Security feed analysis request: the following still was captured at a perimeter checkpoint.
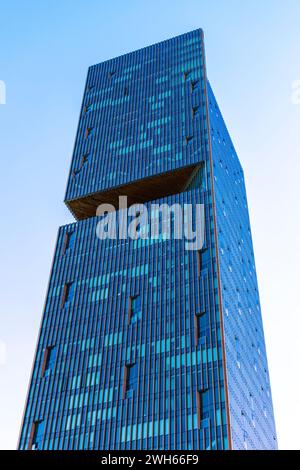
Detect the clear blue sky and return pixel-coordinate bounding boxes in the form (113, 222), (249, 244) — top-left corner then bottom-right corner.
(0, 0), (299, 450)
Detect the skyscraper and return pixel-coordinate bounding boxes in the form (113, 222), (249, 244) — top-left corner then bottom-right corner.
(19, 29), (277, 450)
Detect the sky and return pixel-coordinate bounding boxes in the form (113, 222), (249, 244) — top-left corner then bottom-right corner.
(0, 0), (299, 450)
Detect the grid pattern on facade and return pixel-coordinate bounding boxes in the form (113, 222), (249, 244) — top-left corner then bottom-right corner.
(19, 189), (228, 450)
(207, 83), (277, 449)
(19, 28), (277, 450)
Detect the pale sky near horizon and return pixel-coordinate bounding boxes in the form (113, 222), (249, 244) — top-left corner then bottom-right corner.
(0, 0), (299, 450)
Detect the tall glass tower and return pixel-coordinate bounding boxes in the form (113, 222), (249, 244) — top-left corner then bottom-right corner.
(19, 29), (277, 450)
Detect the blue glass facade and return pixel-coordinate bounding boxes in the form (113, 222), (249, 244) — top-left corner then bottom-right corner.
(64, 29), (207, 208)
(207, 83), (277, 449)
(19, 29), (277, 450)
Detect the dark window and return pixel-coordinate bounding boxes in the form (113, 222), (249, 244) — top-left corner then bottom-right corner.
(197, 389), (209, 426)
(190, 80), (199, 92)
(84, 104), (93, 114)
(196, 250), (201, 276)
(197, 314), (205, 333)
(184, 70), (191, 81)
(72, 169), (81, 177)
(31, 420), (45, 450)
(42, 346), (56, 377)
(65, 282), (74, 306)
(185, 135), (193, 145)
(195, 313), (206, 342)
(85, 127), (94, 138)
(124, 363), (138, 399)
(62, 282), (74, 308)
(64, 231), (75, 254)
(129, 295), (141, 324)
(192, 106), (200, 118)
(80, 153), (90, 168)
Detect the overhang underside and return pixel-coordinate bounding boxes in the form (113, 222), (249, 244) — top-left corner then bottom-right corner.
(65, 163), (202, 220)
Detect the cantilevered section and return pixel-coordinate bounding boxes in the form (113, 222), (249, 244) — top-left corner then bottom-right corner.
(66, 163), (201, 220)
(64, 28), (207, 207)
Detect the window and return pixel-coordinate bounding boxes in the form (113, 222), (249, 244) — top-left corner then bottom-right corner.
(190, 80), (199, 92)
(85, 127), (94, 138)
(61, 282), (75, 308)
(124, 363), (138, 399)
(29, 420), (45, 450)
(184, 70), (191, 81)
(185, 135), (193, 145)
(65, 282), (74, 306)
(108, 71), (116, 79)
(128, 295), (141, 324)
(194, 312), (206, 343)
(72, 169), (80, 177)
(63, 230), (75, 254)
(84, 104), (93, 114)
(41, 346), (56, 377)
(80, 153), (90, 168)
(197, 389), (209, 426)
(196, 250), (201, 277)
(192, 106), (199, 118)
